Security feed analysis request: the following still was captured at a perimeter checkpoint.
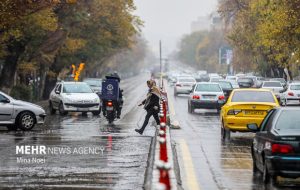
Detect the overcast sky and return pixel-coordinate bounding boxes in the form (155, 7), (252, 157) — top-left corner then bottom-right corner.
(134, 0), (218, 56)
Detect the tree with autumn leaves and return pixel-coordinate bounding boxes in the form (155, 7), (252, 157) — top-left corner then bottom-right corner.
(0, 0), (144, 100)
(219, 0), (300, 78)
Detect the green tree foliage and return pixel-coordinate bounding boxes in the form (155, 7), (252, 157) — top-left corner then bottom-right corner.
(178, 31), (208, 66)
(218, 0), (300, 77)
(177, 30), (227, 73)
(0, 0), (143, 99)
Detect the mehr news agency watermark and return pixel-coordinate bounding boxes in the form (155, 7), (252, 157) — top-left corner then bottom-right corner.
(15, 145), (106, 164)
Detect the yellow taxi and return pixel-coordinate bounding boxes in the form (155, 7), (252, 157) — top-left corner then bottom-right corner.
(221, 88), (279, 140)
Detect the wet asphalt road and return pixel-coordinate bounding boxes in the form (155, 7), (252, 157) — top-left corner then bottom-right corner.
(167, 83), (300, 190)
(0, 74), (156, 190)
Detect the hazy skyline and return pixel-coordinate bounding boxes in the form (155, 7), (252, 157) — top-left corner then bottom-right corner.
(134, 0), (218, 56)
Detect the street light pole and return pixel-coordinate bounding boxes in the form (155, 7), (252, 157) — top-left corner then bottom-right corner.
(159, 40), (163, 87)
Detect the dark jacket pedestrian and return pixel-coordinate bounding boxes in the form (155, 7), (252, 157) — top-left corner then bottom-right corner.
(135, 80), (161, 135)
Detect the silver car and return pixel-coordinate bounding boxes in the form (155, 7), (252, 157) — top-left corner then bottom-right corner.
(188, 82), (225, 113)
(0, 91), (46, 130)
(261, 81), (283, 101)
(281, 83), (300, 105)
(83, 78), (102, 95)
(174, 76), (196, 96)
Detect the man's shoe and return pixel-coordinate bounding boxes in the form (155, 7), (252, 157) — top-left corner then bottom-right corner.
(135, 129), (143, 135)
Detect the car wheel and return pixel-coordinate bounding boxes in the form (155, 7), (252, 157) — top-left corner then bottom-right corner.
(263, 161), (277, 185)
(92, 108), (101, 116)
(252, 149), (259, 174)
(17, 112), (36, 131)
(263, 161), (271, 183)
(49, 101), (56, 115)
(188, 102), (193, 113)
(7, 125), (18, 131)
(221, 121), (230, 141)
(59, 102), (68, 116)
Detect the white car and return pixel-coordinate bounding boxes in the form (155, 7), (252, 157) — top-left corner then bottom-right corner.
(174, 77), (196, 96)
(49, 81), (101, 116)
(261, 81), (284, 101)
(281, 83), (300, 105)
(188, 82), (225, 113)
(0, 91), (46, 130)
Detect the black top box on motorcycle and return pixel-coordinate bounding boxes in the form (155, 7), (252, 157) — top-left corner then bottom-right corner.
(101, 78), (120, 101)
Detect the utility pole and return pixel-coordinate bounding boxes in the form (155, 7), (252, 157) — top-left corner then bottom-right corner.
(159, 40), (163, 87)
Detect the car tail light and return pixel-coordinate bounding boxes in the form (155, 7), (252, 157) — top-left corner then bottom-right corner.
(193, 95), (200, 100)
(272, 144), (294, 154)
(288, 92), (294, 96)
(107, 101), (113, 107)
(219, 95), (225, 100)
(176, 84), (181, 87)
(227, 109), (241, 115)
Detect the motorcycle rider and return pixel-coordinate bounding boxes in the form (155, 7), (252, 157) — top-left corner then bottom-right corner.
(135, 80), (160, 135)
(102, 71), (123, 119)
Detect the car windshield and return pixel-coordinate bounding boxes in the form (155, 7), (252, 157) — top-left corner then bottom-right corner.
(0, 92), (13, 100)
(195, 84), (221, 92)
(231, 91), (275, 103)
(178, 78), (195, 83)
(83, 79), (102, 87)
(63, 84), (93, 93)
(275, 110), (300, 130)
(290, 85), (300, 90)
(263, 82), (282, 87)
(218, 82), (232, 89)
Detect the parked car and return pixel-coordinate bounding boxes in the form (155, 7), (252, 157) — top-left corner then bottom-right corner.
(188, 82), (225, 113)
(221, 89), (279, 141)
(248, 107), (300, 184)
(0, 91), (46, 130)
(174, 76), (196, 96)
(261, 81), (284, 103)
(280, 83), (300, 105)
(83, 78), (102, 95)
(217, 80), (234, 100)
(49, 81), (101, 116)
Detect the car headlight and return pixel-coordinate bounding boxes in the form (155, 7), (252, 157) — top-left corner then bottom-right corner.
(94, 98), (100, 103)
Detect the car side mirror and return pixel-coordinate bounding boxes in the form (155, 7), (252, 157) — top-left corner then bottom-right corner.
(247, 123), (259, 132)
(0, 99), (10, 103)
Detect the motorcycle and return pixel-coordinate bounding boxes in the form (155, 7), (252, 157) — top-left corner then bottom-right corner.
(103, 100), (118, 124)
(101, 75), (123, 124)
